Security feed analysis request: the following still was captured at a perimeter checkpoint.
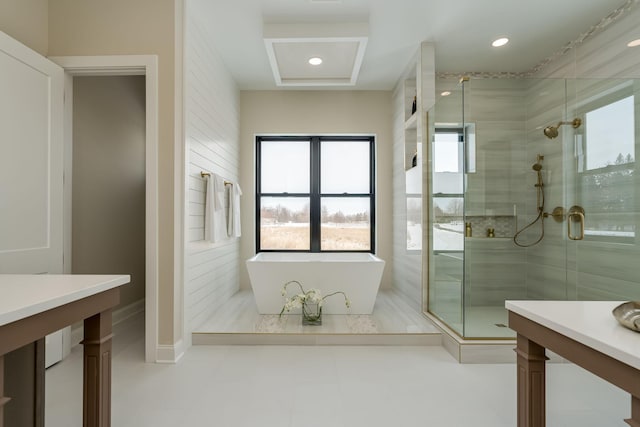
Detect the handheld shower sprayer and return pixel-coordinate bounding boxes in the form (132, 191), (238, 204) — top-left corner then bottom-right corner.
(543, 118), (582, 139)
(529, 154), (545, 194)
(513, 155), (546, 247)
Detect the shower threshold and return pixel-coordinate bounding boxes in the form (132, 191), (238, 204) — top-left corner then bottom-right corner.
(423, 311), (518, 363)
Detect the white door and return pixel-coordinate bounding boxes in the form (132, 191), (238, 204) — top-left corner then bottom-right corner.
(0, 31), (63, 273)
(0, 31), (65, 365)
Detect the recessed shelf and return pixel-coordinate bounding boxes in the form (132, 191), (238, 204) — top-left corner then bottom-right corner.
(404, 113), (417, 130)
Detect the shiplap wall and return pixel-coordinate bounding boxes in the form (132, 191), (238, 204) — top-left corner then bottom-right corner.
(184, 9), (240, 335)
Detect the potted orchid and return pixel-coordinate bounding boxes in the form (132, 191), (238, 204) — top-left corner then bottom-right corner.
(279, 280), (350, 325)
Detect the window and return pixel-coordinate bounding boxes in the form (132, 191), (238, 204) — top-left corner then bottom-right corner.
(256, 136), (375, 252)
(432, 128), (465, 251)
(578, 90), (635, 241)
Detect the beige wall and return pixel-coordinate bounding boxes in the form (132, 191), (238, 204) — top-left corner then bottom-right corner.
(0, 0), (48, 56)
(72, 76), (146, 309)
(48, 0), (179, 345)
(239, 90), (394, 289)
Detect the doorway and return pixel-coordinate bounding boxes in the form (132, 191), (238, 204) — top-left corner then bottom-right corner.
(71, 75), (146, 340)
(52, 55), (159, 362)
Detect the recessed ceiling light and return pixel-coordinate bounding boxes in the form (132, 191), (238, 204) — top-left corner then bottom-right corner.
(308, 57), (323, 65)
(492, 37), (509, 47)
(627, 39), (640, 47)
(441, 91), (451, 96)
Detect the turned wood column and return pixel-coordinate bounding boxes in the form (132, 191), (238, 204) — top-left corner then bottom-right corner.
(82, 309), (114, 427)
(516, 334), (548, 427)
(626, 396), (640, 427)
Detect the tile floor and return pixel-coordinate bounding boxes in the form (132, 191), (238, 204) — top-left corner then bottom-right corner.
(45, 311), (632, 427)
(194, 289), (439, 335)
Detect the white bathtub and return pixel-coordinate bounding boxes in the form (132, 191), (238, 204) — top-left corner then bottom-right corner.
(246, 252), (385, 314)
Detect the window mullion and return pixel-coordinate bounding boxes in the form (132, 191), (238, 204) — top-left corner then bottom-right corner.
(310, 137), (321, 252)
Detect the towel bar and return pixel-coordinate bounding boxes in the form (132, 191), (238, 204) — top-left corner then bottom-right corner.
(200, 171), (232, 185)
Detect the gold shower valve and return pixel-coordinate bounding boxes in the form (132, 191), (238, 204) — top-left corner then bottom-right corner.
(544, 206), (566, 222)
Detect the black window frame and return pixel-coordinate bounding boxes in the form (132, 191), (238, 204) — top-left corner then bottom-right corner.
(256, 135), (376, 253)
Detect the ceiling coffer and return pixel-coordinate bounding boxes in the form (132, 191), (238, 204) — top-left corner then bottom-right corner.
(263, 22), (368, 87)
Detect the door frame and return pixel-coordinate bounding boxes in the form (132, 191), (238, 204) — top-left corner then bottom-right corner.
(50, 55), (159, 363)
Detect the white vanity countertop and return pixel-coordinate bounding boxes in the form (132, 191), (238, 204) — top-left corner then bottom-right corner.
(506, 300), (640, 370)
(0, 274), (130, 327)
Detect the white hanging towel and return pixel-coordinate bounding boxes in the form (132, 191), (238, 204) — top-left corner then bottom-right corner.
(227, 182), (242, 238)
(204, 173), (228, 243)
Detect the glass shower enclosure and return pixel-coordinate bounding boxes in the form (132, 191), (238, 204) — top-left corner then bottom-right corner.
(426, 76), (640, 339)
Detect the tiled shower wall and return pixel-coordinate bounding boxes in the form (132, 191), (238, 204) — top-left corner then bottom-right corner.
(184, 8), (241, 337)
(428, 3), (640, 314)
(400, 3), (640, 333)
(525, 2), (640, 302)
(458, 78), (529, 307)
(429, 77), (530, 309)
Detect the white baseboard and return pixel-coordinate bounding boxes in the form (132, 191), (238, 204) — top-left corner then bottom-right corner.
(156, 339), (185, 364)
(70, 297), (186, 364)
(113, 298), (146, 325)
(71, 298), (146, 348)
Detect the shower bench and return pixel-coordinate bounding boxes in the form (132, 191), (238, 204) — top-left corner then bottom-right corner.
(0, 274), (129, 427)
(507, 300), (640, 427)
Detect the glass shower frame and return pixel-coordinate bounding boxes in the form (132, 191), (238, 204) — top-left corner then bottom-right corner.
(425, 76), (640, 340)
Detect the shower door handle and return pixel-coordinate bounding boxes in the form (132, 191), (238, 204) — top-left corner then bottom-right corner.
(568, 206), (585, 241)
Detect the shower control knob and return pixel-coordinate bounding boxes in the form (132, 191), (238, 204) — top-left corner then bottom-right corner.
(544, 206), (565, 222)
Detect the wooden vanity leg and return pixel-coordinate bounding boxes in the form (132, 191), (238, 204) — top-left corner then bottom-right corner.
(82, 310), (113, 427)
(0, 355), (7, 427)
(34, 339), (45, 427)
(625, 396), (640, 427)
(515, 334), (548, 427)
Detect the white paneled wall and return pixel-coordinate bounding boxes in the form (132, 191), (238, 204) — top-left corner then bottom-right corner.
(184, 9), (240, 335)
(392, 44), (434, 311)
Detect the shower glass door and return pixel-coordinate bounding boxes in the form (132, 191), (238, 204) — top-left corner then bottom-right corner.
(460, 78), (527, 339)
(568, 78), (640, 302)
(426, 80), (466, 336)
(427, 75), (640, 340)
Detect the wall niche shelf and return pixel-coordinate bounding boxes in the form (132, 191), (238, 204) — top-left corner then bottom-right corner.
(403, 74), (418, 172)
(400, 43), (434, 173)
(404, 112), (417, 130)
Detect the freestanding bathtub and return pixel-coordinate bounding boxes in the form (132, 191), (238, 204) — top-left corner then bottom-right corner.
(246, 252), (385, 314)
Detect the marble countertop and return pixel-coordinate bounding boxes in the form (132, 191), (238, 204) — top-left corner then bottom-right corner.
(506, 300), (640, 370)
(0, 274), (130, 327)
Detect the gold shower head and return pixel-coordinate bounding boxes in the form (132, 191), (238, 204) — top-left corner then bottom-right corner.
(543, 118), (582, 139)
(532, 154), (544, 171)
